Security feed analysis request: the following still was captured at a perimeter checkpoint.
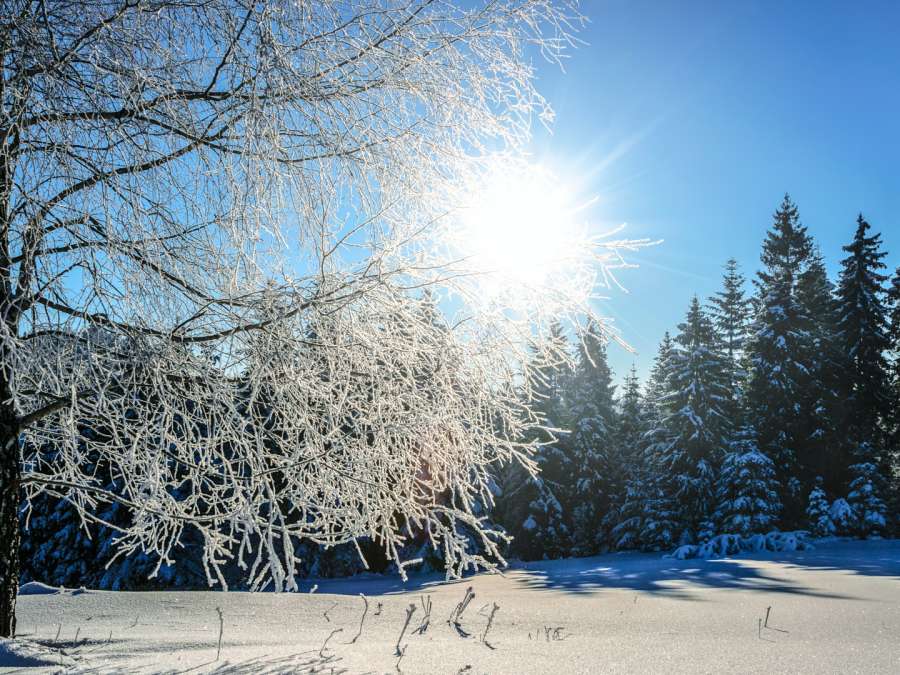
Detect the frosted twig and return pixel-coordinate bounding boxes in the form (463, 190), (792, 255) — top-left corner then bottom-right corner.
(319, 628), (343, 658)
(348, 594), (368, 645)
(481, 603), (500, 649)
(448, 586), (475, 638)
(395, 604), (417, 657)
(413, 595), (432, 635)
(215, 607), (224, 661)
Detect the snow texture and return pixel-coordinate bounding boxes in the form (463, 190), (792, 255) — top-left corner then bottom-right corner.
(7, 539), (899, 674)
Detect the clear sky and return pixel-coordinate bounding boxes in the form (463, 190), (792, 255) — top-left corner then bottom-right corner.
(527, 0), (900, 383)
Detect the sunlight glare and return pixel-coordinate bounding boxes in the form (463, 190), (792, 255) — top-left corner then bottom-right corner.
(461, 163), (587, 292)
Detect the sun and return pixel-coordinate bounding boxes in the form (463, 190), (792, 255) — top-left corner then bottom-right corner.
(459, 163), (587, 292)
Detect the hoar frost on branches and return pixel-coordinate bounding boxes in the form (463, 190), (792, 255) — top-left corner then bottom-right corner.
(0, 0), (644, 637)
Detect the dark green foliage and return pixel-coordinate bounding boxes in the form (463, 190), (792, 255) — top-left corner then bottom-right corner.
(566, 323), (618, 554)
(835, 216), (892, 458)
(655, 298), (732, 543)
(709, 258), (751, 418)
(745, 195), (818, 524)
(846, 461), (888, 538)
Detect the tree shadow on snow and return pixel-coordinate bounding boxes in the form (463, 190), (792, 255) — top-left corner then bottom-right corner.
(506, 539), (900, 600)
(68, 647), (351, 675)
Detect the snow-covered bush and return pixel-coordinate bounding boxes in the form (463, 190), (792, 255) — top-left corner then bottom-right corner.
(829, 498), (856, 536)
(846, 463), (888, 538)
(805, 478), (836, 538)
(667, 531), (813, 560)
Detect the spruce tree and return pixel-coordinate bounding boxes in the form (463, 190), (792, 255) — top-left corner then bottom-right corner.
(746, 194), (816, 525)
(608, 365), (645, 549)
(658, 297), (732, 543)
(714, 426), (781, 536)
(795, 246), (842, 492)
(637, 333), (679, 551)
(846, 462), (888, 538)
(566, 323), (617, 554)
(805, 478), (836, 538)
(886, 266), (900, 532)
(506, 322), (573, 559)
(835, 216), (892, 468)
(709, 258), (752, 416)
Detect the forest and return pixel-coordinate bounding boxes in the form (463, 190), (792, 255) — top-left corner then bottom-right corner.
(495, 194), (899, 559)
(19, 194), (899, 588)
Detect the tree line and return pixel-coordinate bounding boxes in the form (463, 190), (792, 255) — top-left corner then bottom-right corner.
(495, 195), (899, 558)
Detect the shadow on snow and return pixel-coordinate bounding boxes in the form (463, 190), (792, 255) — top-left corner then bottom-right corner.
(502, 539), (900, 600)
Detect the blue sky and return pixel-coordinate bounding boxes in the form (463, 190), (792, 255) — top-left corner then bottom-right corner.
(526, 0), (900, 382)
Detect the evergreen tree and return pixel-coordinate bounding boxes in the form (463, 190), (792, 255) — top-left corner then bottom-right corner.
(607, 365), (645, 549)
(835, 216), (892, 462)
(846, 462), (888, 538)
(637, 333), (679, 551)
(657, 297), (732, 543)
(714, 426), (781, 536)
(501, 322), (573, 559)
(805, 478), (835, 538)
(564, 323), (618, 554)
(886, 266), (900, 532)
(746, 194), (816, 525)
(709, 258), (752, 415)
(795, 246), (843, 492)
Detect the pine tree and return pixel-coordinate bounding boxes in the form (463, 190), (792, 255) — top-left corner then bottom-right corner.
(714, 426), (781, 536)
(846, 462), (888, 538)
(709, 258), (751, 416)
(565, 323), (618, 554)
(746, 194), (816, 525)
(835, 216), (892, 464)
(658, 297), (732, 543)
(795, 247), (843, 493)
(637, 333), (679, 551)
(805, 478), (835, 538)
(504, 322), (573, 559)
(886, 266), (900, 533)
(608, 365), (645, 549)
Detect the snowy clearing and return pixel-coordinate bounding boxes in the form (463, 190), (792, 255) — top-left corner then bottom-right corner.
(6, 539), (899, 674)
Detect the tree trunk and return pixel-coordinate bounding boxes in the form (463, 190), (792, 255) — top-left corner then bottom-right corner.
(0, 423), (19, 638)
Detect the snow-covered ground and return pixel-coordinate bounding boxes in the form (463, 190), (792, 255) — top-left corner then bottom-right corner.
(5, 539), (899, 674)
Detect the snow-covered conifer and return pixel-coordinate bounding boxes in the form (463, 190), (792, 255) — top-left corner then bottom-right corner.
(656, 297), (731, 543)
(835, 216), (892, 470)
(714, 427), (781, 536)
(805, 478), (836, 538)
(846, 461), (888, 538)
(795, 247), (843, 491)
(746, 195), (817, 524)
(709, 258), (751, 416)
(565, 322), (618, 554)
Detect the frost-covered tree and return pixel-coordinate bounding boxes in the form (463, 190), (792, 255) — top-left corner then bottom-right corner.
(656, 297), (731, 544)
(835, 216), (892, 464)
(0, 0), (622, 637)
(805, 478), (835, 538)
(746, 195), (815, 524)
(846, 461), (888, 538)
(708, 258), (751, 415)
(714, 426), (781, 536)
